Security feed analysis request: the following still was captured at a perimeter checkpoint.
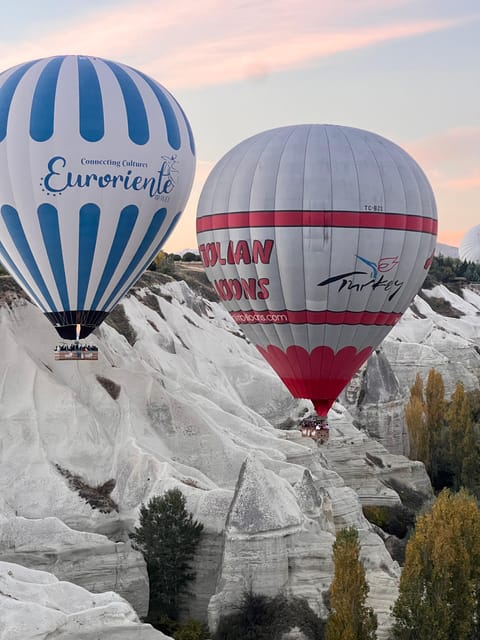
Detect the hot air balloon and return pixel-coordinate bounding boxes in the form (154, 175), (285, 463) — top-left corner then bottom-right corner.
(196, 124), (437, 440)
(459, 225), (480, 263)
(0, 55), (195, 357)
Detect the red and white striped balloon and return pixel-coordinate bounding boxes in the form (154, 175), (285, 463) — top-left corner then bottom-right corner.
(197, 124), (437, 417)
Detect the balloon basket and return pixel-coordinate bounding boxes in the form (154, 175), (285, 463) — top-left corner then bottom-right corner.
(54, 343), (99, 361)
(300, 416), (330, 443)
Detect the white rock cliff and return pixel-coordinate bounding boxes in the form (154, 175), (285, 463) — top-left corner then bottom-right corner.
(3, 270), (476, 638)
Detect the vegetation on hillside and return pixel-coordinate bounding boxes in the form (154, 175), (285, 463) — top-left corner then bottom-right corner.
(391, 489), (480, 640)
(423, 254), (480, 289)
(129, 488), (204, 633)
(214, 591), (325, 640)
(326, 527), (377, 640)
(405, 370), (480, 497)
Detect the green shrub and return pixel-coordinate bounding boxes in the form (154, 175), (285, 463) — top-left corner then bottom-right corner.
(174, 619), (210, 640)
(214, 591), (324, 640)
(362, 505), (388, 529)
(363, 504), (415, 539)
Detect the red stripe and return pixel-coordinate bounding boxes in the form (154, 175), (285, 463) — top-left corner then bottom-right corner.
(257, 344), (374, 415)
(230, 309), (401, 326)
(196, 210), (437, 235)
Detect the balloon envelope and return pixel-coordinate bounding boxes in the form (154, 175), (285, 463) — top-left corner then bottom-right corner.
(459, 225), (480, 263)
(197, 124), (437, 416)
(0, 55), (195, 339)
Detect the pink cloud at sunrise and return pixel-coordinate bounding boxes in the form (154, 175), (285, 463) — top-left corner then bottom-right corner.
(0, 0), (477, 254)
(406, 128), (480, 169)
(439, 230), (467, 248)
(0, 1), (472, 90)
(404, 128), (480, 247)
(144, 18), (466, 89)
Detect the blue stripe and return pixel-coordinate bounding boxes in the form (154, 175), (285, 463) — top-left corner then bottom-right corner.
(37, 203), (70, 311)
(101, 208), (167, 310)
(91, 205), (139, 309)
(77, 203), (100, 309)
(104, 60), (149, 145)
(78, 57), (104, 142)
(0, 241), (46, 311)
(134, 69), (181, 150)
(1, 205), (57, 311)
(0, 60), (38, 141)
(30, 56), (65, 142)
(105, 211), (181, 311)
(171, 94), (195, 155)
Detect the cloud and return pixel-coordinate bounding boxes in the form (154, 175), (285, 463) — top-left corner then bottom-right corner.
(0, 1), (473, 90)
(444, 173), (480, 191)
(405, 128), (480, 192)
(406, 128), (480, 168)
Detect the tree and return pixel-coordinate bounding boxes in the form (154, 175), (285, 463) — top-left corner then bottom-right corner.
(214, 591), (325, 640)
(424, 368), (448, 485)
(405, 373), (431, 466)
(130, 488), (204, 622)
(460, 419), (480, 498)
(149, 251), (176, 275)
(409, 373), (424, 403)
(326, 527), (377, 640)
(391, 489), (480, 640)
(182, 251), (200, 262)
(447, 382), (471, 490)
(405, 394), (426, 463)
(406, 368), (449, 489)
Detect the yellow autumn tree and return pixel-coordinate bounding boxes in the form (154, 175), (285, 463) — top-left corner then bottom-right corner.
(326, 527), (377, 640)
(424, 368), (447, 485)
(460, 417), (480, 498)
(391, 489), (480, 640)
(405, 395), (426, 463)
(405, 369), (452, 488)
(405, 373), (429, 464)
(447, 382), (471, 489)
(409, 372), (424, 403)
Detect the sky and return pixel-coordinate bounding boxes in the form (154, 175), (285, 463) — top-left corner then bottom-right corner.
(1, 0), (479, 251)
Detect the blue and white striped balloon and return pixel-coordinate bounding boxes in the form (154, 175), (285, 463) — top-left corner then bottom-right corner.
(0, 55), (195, 339)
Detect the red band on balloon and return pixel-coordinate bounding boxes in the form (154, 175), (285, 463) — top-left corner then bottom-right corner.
(196, 210), (437, 235)
(257, 344), (374, 417)
(231, 309), (402, 326)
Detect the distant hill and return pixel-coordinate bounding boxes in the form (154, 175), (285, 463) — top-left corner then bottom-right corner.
(436, 243), (458, 259)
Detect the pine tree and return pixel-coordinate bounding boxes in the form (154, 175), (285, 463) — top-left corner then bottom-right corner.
(326, 527), (377, 640)
(130, 488), (204, 622)
(391, 489), (480, 640)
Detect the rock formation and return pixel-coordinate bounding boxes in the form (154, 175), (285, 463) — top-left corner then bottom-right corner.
(0, 560), (168, 639)
(5, 269), (475, 638)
